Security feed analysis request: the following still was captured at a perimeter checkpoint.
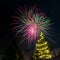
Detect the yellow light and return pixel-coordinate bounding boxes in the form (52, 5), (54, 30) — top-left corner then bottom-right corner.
(38, 53), (40, 55)
(39, 54), (45, 58)
(37, 40), (40, 42)
(40, 32), (43, 36)
(44, 42), (47, 44)
(36, 44), (40, 47)
(39, 32), (44, 41)
(40, 36), (44, 40)
(39, 54), (52, 59)
(40, 51), (43, 54)
(36, 42), (47, 47)
(40, 46), (48, 50)
(44, 50), (49, 53)
(33, 32), (52, 60)
(36, 49), (39, 51)
(46, 55), (52, 59)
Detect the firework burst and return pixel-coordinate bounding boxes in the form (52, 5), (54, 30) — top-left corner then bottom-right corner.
(12, 6), (52, 44)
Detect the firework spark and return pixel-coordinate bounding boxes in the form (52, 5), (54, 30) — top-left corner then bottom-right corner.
(12, 6), (51, 44)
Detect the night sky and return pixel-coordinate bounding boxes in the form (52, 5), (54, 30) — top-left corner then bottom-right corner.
(0, 0), (60, 54)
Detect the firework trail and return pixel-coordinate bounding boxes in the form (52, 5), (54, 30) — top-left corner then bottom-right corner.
(12, 6), (52, 45)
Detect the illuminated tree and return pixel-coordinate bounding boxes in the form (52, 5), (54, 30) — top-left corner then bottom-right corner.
(32, 32), (52, 60)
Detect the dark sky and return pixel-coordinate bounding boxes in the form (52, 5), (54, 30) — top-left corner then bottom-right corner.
(0, 0), (60, 53)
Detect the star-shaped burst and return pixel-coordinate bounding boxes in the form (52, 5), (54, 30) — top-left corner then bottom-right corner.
(12, 6), (52, 44)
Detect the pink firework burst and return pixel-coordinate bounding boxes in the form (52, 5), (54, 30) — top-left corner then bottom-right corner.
(11, 6), (52, 44)
(24, 23), (38, 43)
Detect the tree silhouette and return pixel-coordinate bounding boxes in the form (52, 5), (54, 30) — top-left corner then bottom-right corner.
(2, 40), (25, 60)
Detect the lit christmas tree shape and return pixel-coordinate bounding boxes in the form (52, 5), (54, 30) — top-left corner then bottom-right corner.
(32, 32), (52, 60)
